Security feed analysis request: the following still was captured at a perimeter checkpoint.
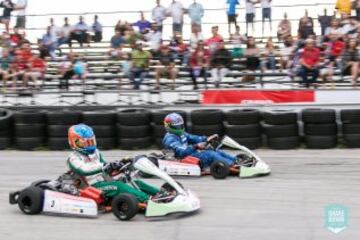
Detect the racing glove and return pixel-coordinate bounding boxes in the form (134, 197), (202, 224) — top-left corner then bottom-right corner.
(194, 142), (207, 150)
(102, 161), (125, 175)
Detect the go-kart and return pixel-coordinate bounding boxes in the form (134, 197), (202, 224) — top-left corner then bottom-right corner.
(9, 156), (200, 221)
(145, 136), (271, 179)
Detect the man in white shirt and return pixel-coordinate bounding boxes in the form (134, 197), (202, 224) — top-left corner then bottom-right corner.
(260, 0), (272, 35)
(245, 0), (256, 35)
(167, 0), (185, 35)
(152, 0), (167, 32)
(15, 0), (27, 28)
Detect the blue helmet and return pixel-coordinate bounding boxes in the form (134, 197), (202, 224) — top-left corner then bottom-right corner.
(68, 124), (97, 155)
(164, 113), (185, 135)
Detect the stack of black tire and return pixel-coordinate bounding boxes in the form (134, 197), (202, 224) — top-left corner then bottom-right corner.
(117, 109), (152, 150)
(263, 110), (300, 150)
(47, 110), (82, 150)
(14, 110), (46, 150)
(341, 109), (360, 148)
(224, 109), (262, 149)
(190, 109), (224, 136)
(0, 109), (13, 150)
(83, 111), (117, 150)
(151, 110), (187, 148)
(302, 108), (337, 149)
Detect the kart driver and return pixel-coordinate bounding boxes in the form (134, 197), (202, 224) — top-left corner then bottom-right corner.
(67, 124), (159, 202)
(162, 113), (237, 168)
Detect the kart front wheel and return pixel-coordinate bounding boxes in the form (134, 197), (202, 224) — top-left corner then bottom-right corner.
(18, 186), (44, 215)
(112, 194), (139, 221)
(210, 161), (230, 179)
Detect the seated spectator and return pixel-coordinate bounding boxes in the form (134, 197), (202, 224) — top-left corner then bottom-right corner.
(155, 44), (178, 90)
(73, 57), (87, 88)
(123, 28), (142, 47)
(37, 39), (50, 59)
(0, 49), (15, 89)
(298, 10), (314, 40)
(10, 26), (22, 47)
(205, 26), (224, 53)
(23, 52), (46, 89)
(318, 9), (333, 36)
(144, 23), (162, 55)
(170, 34), (189, 65)
(42, 26), (57, 58)
(261, 37), (279, 72)
(325, 18), (343, 40)
(189, 41), (210, 90)
(244, 36), (261, 72)
(130, 42), (152, 90)
(298, 38), (320, 88)
(58, 17), (73, 48)
(115, 20), (131, 36)
(189, 24), (204, 49)
(277, 13), (292, 41)
(91, 15), (103, 43)
(279, 35), (295, 71)
(341, 39), (360, 87)
(59, 53), (75, 89)
(0, 31), (12, 50)
(0, 0), (15, 32)
(230, 25), (246, 59)
(133, 11), (152, 34)
(340, 17), (360, 39)
(70, 16), (90, 47)
(210, 41), (232, 88)
(109, 30), (125, 58)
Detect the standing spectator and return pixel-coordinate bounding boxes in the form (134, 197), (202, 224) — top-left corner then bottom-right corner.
(298, 10), (314, 40)
(70, 16), (90, 47)
(226, 0), (239, 35)
(189, 24), (204, 49)
(130, 42), (152, 90)
(91, 15), (103, 43)
(42, 26), (57, 58)
(245, 0), (256, 36)
(133, 11), (152, 34)
(152, 0), (167, 32)
(210, 41), (232, 88)
(14, 0), (27, 29)
(354, 0), (360, 21)
(298, 38), (320, 88)
(260, 0), (272, 35)
(189, 41), (209, 89)
(205, 26), (224, 53)
(24, 52), (46, 88)
(155, 44), (178, 90)
(341, 39), (360, 87)
(188, 0), (204, 30)
(58, 17), (73, 48)
(49, 18), (61, 39)
(0, 0), (15, 32)
(277, 13), (292, 41)
(167, 0), (185, 35)
(335, 0), (352, 18)
(318, 9), (333, 36)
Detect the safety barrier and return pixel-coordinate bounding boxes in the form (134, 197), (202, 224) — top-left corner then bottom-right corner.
(1, 107), (360, 150)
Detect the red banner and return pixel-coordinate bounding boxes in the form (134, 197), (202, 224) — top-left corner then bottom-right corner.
(202, 90), (315, 104)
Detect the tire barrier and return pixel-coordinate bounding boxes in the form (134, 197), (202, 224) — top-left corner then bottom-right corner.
(302, 109), (337, 149)
(262, 110), (300, 150)
(224, 109), (262, 149)
(2, 108), (360, 150)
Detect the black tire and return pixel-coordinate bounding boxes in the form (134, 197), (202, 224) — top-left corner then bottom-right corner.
(341, 109), (360, 124)
(151, 110), (187, 125)
(0, 108), (13, 131)
(305, 136), (337, 149)
(155, 138), (164, 149)
(47, 137), (68, 150)
(343, 134), (360, 148)
(263, 124), (299, 138)
(117, 109), (151, 126)
(97, 138), (117, 150)
(233, 137), (262, 150)
(152, 125), (167, 138)
(191, 109), (223, 125)
(304, 124), (338, 136)
(0, 129), (11, 137)
(210, 161), (230, 179)
(0, 137), (11, 150)
(17, 186), (44, 215)
(47, 125), (69, 137)
(267, 136), (300, 150)
(302, 109), (336, 124)
(14, 110), (45, 124)
(117, 124), (151, 138)
(191, 124), (224, 136)
(225, 109), (261, 125)
(342, 124), (360, 134)
(83, 111), (117, 125)
(92, 125), (116, 138)
(111, 193), (139, 221)
(138, 156), (159, 178)
(224, 123), (261, 138)
(16, 137), (44, 150)
(15, 124), (45, 138)
(118, 137), (152, 150)
(46, 110), (82, 125)
(262, 110), (298, 125)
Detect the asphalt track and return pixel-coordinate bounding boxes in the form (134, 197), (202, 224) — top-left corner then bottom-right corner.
(1, 149), (360, 240)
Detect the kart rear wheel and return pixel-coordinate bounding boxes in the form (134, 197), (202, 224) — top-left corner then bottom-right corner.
(112, 194), (139, 221)
(18, 186), (44, 215)
(210, 161), (230, 179)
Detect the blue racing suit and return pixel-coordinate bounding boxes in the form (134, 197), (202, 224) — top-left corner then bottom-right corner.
(163, 132), (236, 168)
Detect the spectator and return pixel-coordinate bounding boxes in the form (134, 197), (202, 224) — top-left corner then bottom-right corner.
(72, 57), (88, 89)
(14, 0), (27, 29)
(155, 44), (178, 90)
(188, 0), (204, 30)
(114, 20), (129, 36)
(144, 23), (162, 55)
(324, 18), (343, 40)
(123, 28), (142, 46)
(24, 52), (46, 88)
(225, 0), (239, 35)
(37, 39), (49, 59)
(58, 17), (73, 48)
(167, 0), (185, 35)
(298, 10), (314, 40)
(91, 15), (103, 43)
(59, 53), (75, 89)
(133, 11), (152, 34)
(10, 26), (22, 46)
(41, 26), (57, 58)
(109, 30), (124, 58)
(298, 38), (320, 88)
(341, 39), (360, 87)
(260, 0), (272, 35)
(318, 9), (333, 36)
(0, 49), (15, 89)
(261, 37), (278, 72)
(210, 41), (232, 88)
(335, 0), (352, 18)
(169, 34), (189, 65)
(245, 0), (256, 36)
(230, 25), (246, 59)
(277, 13), (292, 41)
(49, 18), (61, 39)
(340, 16), (359, 38)
(205, 26), (224, 53)
(189, 24), (204, 49)
(0, 0), (15, 32)
(152, 0), (167, 32)
(189, 41), (209, 90)
(354, 0), (360, 21)
(244, 36), (260, 81)
(130, 42), (152, 90)
(70, 16), (90, 47)
(279, 35), (295, 71)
